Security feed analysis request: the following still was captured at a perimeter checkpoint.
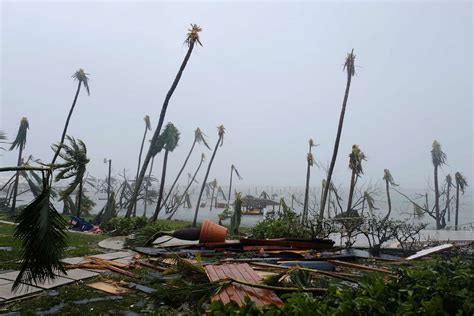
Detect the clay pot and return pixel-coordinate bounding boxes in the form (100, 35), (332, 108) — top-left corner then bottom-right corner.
(199, 219), (227, 243)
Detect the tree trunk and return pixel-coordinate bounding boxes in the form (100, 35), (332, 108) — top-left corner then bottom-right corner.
(446, 183), (451, 222)
(152, 149), (169, 221)
(126, 41), (196, 217)
(77, 178), (83, 217)
(346, 170), (356, 213)
(167, 156), (204, 220)
(227, 167), (234, 208)
(302, 162), (311, 223)
(192, 136), (221, 227)
(434, 165), (441, 230)
(161, 139), (196, 210)
(143, 157), (155, 217)
(327, 185), (332, 218)
(319, 70), (353, 219)
(106, 160), (112, 211)
(210, 184), (216, 211)
(133, 126), (149, 217)
(455, 183), (459, 230)
(383, 179), (392, 222)
(10, 144), (24, 213)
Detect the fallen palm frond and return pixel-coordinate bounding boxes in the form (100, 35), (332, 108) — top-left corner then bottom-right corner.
(126, 224), (170, 247)
(152, 279), (225, 306)
(225, 277), (327, 293)
(13, 186), (67, 290)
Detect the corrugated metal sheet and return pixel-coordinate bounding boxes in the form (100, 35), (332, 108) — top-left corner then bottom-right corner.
(205, 263), (283, 306)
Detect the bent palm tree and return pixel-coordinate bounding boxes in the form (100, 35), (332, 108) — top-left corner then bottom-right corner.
(346, 145), (365, 213)
(152, 123), (180, 221)
(319, 50), (356, 220)
(454, 172), (467, 230)
(53, 136), (90, 216)
(161, 128), (210, 210)
(431, 140), (447, 229)
(133, 115), (152, 216)
(9, 117), (29, 213)
(192, 125), (225, 227)
(227, 164), (243, 208)
(382, 169), (397, 221)
(302, 139), (317, 223)
(126, 24), (202, 217)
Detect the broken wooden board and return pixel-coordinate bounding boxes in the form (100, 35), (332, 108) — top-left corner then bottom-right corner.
(87, 281), (129, 295)
(405, 244), (454, 261)
(205, 263), (283, 307)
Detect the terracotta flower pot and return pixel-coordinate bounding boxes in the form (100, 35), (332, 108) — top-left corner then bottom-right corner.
(199, 219), (227, 243)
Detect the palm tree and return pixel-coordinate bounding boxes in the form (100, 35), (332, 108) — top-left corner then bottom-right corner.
(9, 117), (29, 213)
(151, 123), (180, 221)
(133, 115), (152, 217)
(209, 179), (217, 211)
(346, 145), (365, 213)
(445, 174), (452, 222)
(319, 50), (356, 220)
(454, 172), (467, 231)
(382, 169), (397, 221)
(431, 140), (447, 230)
(227, 164), (243, 208)
(126, 24), (202, 217)
(192, 125), (225, 227)
(302, 139), (317, 223)
(51, 69), (90, 167)
(143, 156), (155, 217)
(104, 158), (112, 211)
(53, 136), (90, 216)
(166, 153), (205, 220)
(160, 128), (210, 210)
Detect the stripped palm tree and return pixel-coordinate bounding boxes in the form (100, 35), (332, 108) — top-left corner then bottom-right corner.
(133, 115), (152, 217)
(9, 117), (29, 213)
(319, 50), (356, 220)
(454, 172), (467, 230)
(152, 123), (180, 221)
(53, 136), (90, 216)
(143, 157), (155, 217)
(346, 145), (366, 213)
(167, 154), (205, 220)
(161, 128), (210, 210)
(445, 174), (453, 222)
(382, 169), (397, 221)
(302, 139), (317, 223)
(209, 179), (217, 211)
(192, 125), (225, 227)
(226, 164), (243, 208)
(431, 140), (447, 230)
(126, 24), (202, 217)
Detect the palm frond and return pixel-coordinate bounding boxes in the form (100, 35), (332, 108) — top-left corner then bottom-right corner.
(455, 172), (468, 193)
(431, 140), (447, 167)
(343, 49), (356, 77)
(9, 117), (29, 151)
(383, 169), (398, 186)
(217, 125), (225, 146)
(144, 115), (152, 131)
(72, 69), (90, 95)
(195, 128), (211, 150)
(232, 165), (243, 180)
(13, 186), (67, 290)
(185, 24), (203, 47)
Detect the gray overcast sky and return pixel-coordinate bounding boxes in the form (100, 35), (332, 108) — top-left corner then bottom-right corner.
(1, 1), (472, 192)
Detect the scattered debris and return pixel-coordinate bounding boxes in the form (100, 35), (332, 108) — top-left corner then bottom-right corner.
(87, 281), (129, 295)
(405, 243), (454, 261)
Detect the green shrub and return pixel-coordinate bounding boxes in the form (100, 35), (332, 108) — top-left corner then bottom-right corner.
(102, 216), (149, 236)
(251, 206), (311, 239)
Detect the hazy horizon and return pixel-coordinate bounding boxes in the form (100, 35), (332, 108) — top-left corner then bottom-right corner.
(1, 1), (472, 196)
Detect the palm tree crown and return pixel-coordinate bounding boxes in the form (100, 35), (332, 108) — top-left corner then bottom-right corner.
(455, 172), (468, 193)
(431, 140), (447, 167)
(162, 123), (180, 151)
(349, 144), (366, 175)
(10, 117), (29, 150)
(383, 169), (397, 186)
(195, 128), (211, 149)
(72, 69), (90, 95)
(186, 24), (203, 47)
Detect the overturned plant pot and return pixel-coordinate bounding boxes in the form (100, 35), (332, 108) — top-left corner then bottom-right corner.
(170, 219), (228, 243)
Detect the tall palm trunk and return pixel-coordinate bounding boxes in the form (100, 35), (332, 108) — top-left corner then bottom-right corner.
(227, 168), (234, 208)
(346, 170), (356, 213)
(193, 136), (222, 227)
(160, 139), (196, 210)
(143, 157), (155, 217)
(210, 183), (216, 211)
(152, 149), (169, 221)
(434, 165), (441, 229)
(302, 162), (311, 222)
(446, 182), (451, 222)
(133, 125), (149, 217)
(319, 51), (355, 220)
(126, 40), (197, 218)
(383, 178), (392, 221)
(167, 155), (204, 220)
(106, 159), (112, 211)
(77, 178), (83, 217)
(10, 144), (24, 213)
(455, 182), (460, 230)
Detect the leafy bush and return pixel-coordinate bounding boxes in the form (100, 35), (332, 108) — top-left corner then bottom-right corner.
(102, 216), (148, 236)
(251, 205), (311, 239)
(208, 258), (474, 315)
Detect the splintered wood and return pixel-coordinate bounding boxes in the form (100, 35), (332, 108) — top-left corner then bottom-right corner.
(205, 263), (283, 307)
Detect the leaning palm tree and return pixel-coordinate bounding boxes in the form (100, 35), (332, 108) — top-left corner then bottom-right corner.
(9, 117), (29, 213)
(382, 169), (397, 221)
(53, 136), (90, 216)
(454, 172), (467, 231)
(346, 145), (366, 213)
(126, 24), (202, 217)
(319, 50), (356, 220)
(227, 164), (243, 208)
(209, 179), (217, 211)
(431, 140), (447, 230)
(133, 115), (152, 216)
(160, 128), (210, 210)
(152, 123), (180, 221)
(192, 125), (225, 227)
(302, 139), (317, 223)
(445, 174), (452, 222)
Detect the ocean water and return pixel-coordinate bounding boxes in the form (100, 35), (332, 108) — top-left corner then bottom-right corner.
(6, 184), (473, 230)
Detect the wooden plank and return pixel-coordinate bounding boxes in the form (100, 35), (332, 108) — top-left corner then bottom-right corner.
(405, 244), (453, 260)
(327, 260), (391, 274)
(87, 281), (129, 295)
